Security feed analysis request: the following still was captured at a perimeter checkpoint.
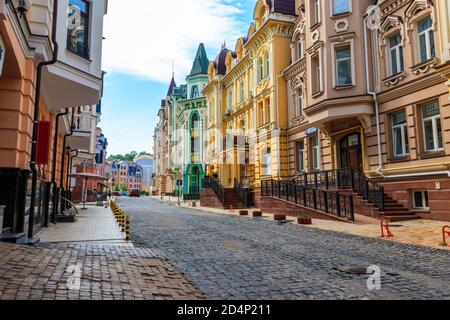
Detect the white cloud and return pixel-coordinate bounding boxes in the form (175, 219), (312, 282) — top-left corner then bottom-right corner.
(103, 0), (250, 84)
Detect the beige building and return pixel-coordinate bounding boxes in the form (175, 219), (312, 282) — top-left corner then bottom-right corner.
(280, 0), (450, 221)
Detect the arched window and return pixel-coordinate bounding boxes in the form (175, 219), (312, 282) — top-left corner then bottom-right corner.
(264, 51), (270, 77)
(191, 113), (199, 129)
(257, 57), (263, 82)
(191, 85), (199, 99)
(298, 38), (303, 60)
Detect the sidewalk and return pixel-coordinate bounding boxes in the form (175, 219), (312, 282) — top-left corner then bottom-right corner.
(38, 205), (125, 243)
(154, 196), (450, 251)
(0, 204), (204, 300)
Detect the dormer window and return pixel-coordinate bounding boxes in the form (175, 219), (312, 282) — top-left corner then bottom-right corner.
(67, 0), (90, 58)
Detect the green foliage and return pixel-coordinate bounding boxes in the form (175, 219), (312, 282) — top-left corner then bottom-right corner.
(299, 212), (311, 219)
(108, 151), (153, 162)
(113, 185), (119, 192)
(120, 184), (128, 192)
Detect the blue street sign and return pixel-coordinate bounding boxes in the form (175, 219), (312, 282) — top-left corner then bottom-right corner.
(305, 127), (318, 136)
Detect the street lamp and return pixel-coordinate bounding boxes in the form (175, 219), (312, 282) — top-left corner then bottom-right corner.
(16, 0), (31, 18)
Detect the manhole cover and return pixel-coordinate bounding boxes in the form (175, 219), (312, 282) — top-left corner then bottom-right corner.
(335, 265), (370, 275)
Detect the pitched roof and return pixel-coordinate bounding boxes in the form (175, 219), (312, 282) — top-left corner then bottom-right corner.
(166, 76), (176, 97)
(189, 43), (209, 77)
(213, 46), (230, 76)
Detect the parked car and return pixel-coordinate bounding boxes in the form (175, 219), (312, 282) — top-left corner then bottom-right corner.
(120, 191), (128, 197)
(113, 191), (121, 197)
(129, 189), (140, 197)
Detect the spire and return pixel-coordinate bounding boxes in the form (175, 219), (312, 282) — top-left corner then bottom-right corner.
(172, 58), (175, 79)
(189, 43), (209, 77)
(166, 71), (176, 97)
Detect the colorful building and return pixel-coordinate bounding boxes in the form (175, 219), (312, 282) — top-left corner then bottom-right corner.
(0, 0), (107, 242)
(172, 43), (209, 196)
(203, 0), (297, 197)
(111, 161), (143, 192)
(135, 155), (154, 192)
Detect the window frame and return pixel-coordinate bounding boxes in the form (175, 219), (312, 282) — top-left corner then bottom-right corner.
(310, 0), (321, 27)
(296, 140), (306, 172)
(331, 40), (355, 88)
(310, 135), (321, 171)
(391, 110), (409, 157)
(421, 101), (443, 153)
(261, 148), (272, 176)
(412, 190), (429, 210)
(264, 51), (270, 78)
(297, 88), (304, 118)
(331, 0), (351, 16)
(417, 15), (435, 63)
(311, 52), (323, 95)
(66, 0), (91, 59)
(388, 33), (404, 76)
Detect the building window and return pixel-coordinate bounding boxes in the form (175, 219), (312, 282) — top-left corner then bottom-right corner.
(413, 191), (429, 209)
(257, 57), (263, 82)
(311, 0), (321, 26)
(298, 39), (303, 60)
(262, 148), (272, 176)
(335, 45), (352, 87)
(296, 140), (305, 172)
(389, 33), (404, 76)
(392, 110), (409, 157)
(297, 88), (304, 118)
(417, 16), (435, 63)
(265, 98), (271, 123)
(310, 135), (320, 171)
(259, 102), (264, 126)
(191, 85), (199, 99)
(227, 91), (233, 111)
(333, 0), (350, 16)
(239, 81), (244, 103)
(264, 51), (270, 78)
(422, 101), (443, 152)
(67, 0), (90, 58)
(311, 53), (322, 94)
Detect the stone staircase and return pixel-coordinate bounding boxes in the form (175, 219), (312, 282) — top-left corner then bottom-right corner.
(201, 177), (248, 209)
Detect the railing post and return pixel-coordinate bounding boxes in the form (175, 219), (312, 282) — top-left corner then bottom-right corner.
(325, 173), (329, 190)
(304, 173), (308, 187)
(337, 169), (342, 189)
(294, 184), (298, 204)
(349, 194), (355, 222)
(271, 180), (274, 197)
(287, 183), (290, 202)
(303, 187), (307, 207)
(313, 189), (317, 210)
(324, 191), (329, 213)
(314, 173), (318, 189)
(350, 168), (355, 190)
(336, 192), (341, 217)
(380, 186), (385, 212)
(365, 180), (369, 200)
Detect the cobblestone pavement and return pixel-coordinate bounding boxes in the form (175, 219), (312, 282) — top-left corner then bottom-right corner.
(0, 241), (204, 300)
(117, 197), (450, 300)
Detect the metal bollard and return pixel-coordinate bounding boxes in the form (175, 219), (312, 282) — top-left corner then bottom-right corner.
(120, 210), (125, 232)
(125, 216), (131, 241)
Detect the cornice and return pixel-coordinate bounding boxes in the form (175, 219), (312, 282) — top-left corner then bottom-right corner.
(282, 57), (307, 80)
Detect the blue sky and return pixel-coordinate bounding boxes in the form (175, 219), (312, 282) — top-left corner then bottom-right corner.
(101, 0), (256, 155)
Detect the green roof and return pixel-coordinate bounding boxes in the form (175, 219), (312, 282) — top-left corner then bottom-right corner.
(189, 43), (209, 77)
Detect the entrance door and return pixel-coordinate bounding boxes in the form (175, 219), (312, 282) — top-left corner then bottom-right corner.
(189, 166), (200, 195)
(340, 133), (363, 173)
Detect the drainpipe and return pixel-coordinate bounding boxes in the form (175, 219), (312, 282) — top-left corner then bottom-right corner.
(50, 108), (68, 224)
(275, 74), (283, 180)
(363, 15), (384, 177)
(28, 0), (59, 240)
(59, 111), (75, 214)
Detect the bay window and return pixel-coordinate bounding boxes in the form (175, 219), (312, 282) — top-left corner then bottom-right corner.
(422, 101), (443, 152)
(335, 45), (352, 87)
(417, 16), (435, 63)
(333, 0), (350, 16)
(392, 110), (409, 157)
(67, 0), (90, 58)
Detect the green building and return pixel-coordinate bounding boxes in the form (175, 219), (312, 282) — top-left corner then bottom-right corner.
(171, 43), (209, 197)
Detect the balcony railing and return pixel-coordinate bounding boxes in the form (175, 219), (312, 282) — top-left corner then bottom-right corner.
(234, 178), (253, 208)
(261, 180), (355, 222)
(203, 176), (225, 203)
(73, 112), (93, 133)
(294, 168), (385, 212)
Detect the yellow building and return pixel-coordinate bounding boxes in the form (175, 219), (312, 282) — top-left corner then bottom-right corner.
(204, 0), (296, 204)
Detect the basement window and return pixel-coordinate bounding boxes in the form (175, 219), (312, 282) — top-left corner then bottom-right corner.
(413, 191), (429, 210)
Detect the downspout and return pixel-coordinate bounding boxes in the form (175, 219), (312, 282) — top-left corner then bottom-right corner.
(28, 0), (59, 240)
(59, 111), (75, 214)
(275, 74), (283, 180)
(363, 15), (384, 177)
(50, 108), (68, 224)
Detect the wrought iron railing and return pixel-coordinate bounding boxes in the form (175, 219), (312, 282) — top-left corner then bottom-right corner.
(261, 180), (355, 222)
(203, 176), (225, 204)
(295, 168), (385, 212)
(234, 179), (253, 208)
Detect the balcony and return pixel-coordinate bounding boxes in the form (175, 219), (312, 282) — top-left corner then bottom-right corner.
(67, 106), (96, 154)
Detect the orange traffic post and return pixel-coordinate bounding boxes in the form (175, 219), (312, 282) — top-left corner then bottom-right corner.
(381, 219), (394, 238)
(442, 226), (450, 247)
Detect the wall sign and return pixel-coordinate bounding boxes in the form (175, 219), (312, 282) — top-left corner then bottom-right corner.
(0, 35), (5, 77)
(305, 127), (318, 136)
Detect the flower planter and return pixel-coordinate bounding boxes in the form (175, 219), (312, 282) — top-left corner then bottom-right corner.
(252, 211), (262, 218)
(274, 214), (287, 221)
(298, 218), (312, 225)
(239, 210), (249, 216)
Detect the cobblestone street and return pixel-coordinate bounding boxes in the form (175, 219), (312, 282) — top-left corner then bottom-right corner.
(118, 197), (450, 300)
